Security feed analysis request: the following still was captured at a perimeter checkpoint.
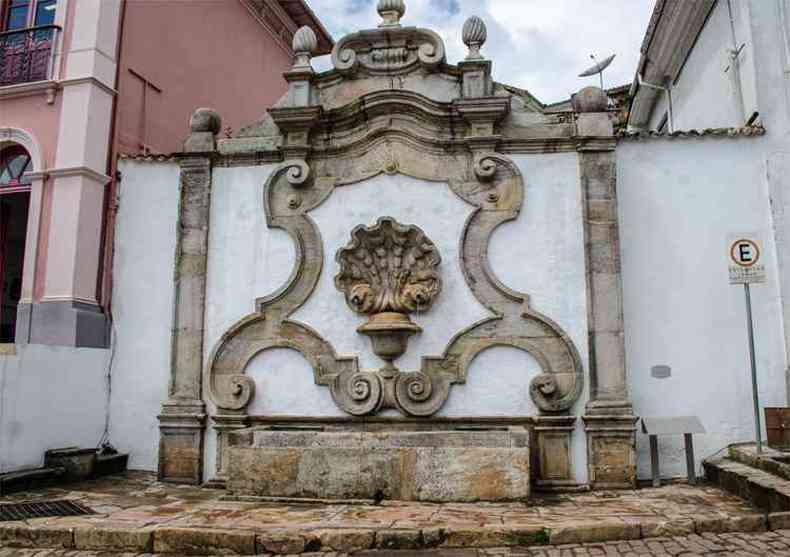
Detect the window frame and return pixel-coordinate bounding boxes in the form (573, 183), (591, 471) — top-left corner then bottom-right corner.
(0, 145), (33, 194)
(1, 0), (56, 31)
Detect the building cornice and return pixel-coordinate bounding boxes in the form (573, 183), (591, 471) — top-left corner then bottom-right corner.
(59, 76), (118, 97)
(47, 166), (112, 185)
(238, 0), (333, 58)
(0, 80), (59, 104)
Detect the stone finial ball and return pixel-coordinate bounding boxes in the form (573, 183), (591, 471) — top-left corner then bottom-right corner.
(293, 25), (318, 55)
(189, 108), (221, 134)
(378, 0), (406, 19)
(571, 86), (609, 113)
(462, 16), (487, 48)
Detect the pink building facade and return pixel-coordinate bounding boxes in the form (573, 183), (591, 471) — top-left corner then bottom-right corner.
(0, 0), (332, 349)
(0, 0), (331, 474)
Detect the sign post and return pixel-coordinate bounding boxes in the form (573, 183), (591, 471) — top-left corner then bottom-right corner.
(728, 236), (767, 453)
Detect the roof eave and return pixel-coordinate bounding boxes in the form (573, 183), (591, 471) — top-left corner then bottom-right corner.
(627, 0), (717, 129)
(277, 0), (334, 55)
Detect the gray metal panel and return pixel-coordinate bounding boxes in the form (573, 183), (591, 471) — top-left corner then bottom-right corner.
(641, 416), (706, 435)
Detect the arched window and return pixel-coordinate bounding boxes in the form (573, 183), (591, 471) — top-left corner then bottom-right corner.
(0, 145), (32, 188)
(0, 144), (31, 342)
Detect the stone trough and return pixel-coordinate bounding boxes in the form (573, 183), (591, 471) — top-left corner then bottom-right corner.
(225, 426), (530, 502)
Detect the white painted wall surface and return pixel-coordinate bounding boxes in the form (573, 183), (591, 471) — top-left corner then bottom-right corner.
(618, 137), (787, 480)
(110, 160), (180, 471)
(647, 1), (742, 131)
(205, 153), (589, 483)
(0, 345), (109, 473)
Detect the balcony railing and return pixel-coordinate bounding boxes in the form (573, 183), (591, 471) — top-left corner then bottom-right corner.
(0, 25), (60, 87)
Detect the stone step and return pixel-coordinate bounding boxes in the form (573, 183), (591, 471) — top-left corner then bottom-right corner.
(704, 454), (790, 512)
(0, 467), (65, 496)
(0, 511), (780, 555)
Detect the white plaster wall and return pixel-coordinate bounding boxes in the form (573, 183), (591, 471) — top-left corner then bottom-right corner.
(205, 153), (589, 483)
(618, 137), (787, 480)
(0, 345), (109, 473)
(204, 165), (295, 478)
(297, 173), (485, 376)
(647, 1), (742, 131)
(110, 160), (180, 471)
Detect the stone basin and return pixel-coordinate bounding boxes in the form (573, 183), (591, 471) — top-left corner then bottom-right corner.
(224, 426), (530, 502)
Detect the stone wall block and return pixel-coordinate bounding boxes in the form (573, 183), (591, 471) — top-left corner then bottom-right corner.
(590, 332), (627, 399)
(587, 199), (617, 223)
(180, 227), (209, 256)
(225, 430), (531, 502)
(158, 426), (204, 484)
(174, 275), (207, 328)
(154, 527), (256, 555)
(0, 524), (74, 549)
(576, 113), (614, 137)
(589, 240), (619, 274)
(590, 273), (624, 333)
(411, 448), (530, 502)
(583, 415), (638, 489)
(74, 527), (153, 552)
(549, 521), (640, 545)
(171, 331), (204, 397)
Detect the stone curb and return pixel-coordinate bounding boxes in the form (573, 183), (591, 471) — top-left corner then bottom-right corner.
(0, 512), (780, 555)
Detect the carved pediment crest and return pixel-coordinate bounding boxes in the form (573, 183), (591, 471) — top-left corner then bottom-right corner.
(331, 0), (445, 76)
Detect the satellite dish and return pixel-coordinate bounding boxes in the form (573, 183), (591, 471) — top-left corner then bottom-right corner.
(579, 54), (616, 77)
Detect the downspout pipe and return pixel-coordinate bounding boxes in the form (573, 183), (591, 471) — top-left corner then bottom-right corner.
(726, 0), (747, 124)
(637, 73), (674, 132)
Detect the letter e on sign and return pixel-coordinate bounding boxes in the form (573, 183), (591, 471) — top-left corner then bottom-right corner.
(728, 235), (767, 285)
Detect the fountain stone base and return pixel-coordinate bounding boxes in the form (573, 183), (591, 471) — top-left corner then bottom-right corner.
(224, 426), (530, 502)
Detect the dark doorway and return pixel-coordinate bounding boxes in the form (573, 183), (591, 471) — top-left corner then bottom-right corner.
(0, 192), (30, 342)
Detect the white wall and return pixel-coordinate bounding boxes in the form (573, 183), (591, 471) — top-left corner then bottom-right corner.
(110, 160), (180, 471)
(648, 1), (743, 131)
(205, 153), (590, 483)
(618, 137), (787, 480)
(0, 345), (109, 473)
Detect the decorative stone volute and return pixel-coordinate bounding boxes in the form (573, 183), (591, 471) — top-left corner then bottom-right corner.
(378, 0), (406, 27)
(462, 16), (487, 60)
(335, 217), (441, 368)
(292, 25), (317, 70)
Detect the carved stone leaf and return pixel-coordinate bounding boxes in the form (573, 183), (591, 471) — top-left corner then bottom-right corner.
(335, 217), (442, 315)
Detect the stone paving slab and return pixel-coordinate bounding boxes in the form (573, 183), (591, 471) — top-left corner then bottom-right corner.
(0, 472), (777, 555)
(5, 531), (790, 555)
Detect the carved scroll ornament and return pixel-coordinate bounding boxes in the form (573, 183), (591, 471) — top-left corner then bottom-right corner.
(207, 134), (585, 418)
(330, 1), (446, 77)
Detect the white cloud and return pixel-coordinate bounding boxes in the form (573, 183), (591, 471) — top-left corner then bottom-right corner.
(307, 0), (656, 104)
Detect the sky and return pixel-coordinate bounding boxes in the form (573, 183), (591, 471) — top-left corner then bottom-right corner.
(307, 0), (657, 105)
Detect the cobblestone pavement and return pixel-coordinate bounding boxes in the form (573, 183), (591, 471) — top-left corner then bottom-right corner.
(3, 530), (790, 555)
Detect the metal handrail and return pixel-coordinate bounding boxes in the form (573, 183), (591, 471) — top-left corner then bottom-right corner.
(0, 24), (61, 38)
(0, 25), (61, 86)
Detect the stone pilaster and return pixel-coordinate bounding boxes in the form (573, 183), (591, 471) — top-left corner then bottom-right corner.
(158, 109), (219, 484)
(575, 87), (638, 489)
(210, 414), (250, 485)
(534, 416), (577, 489)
